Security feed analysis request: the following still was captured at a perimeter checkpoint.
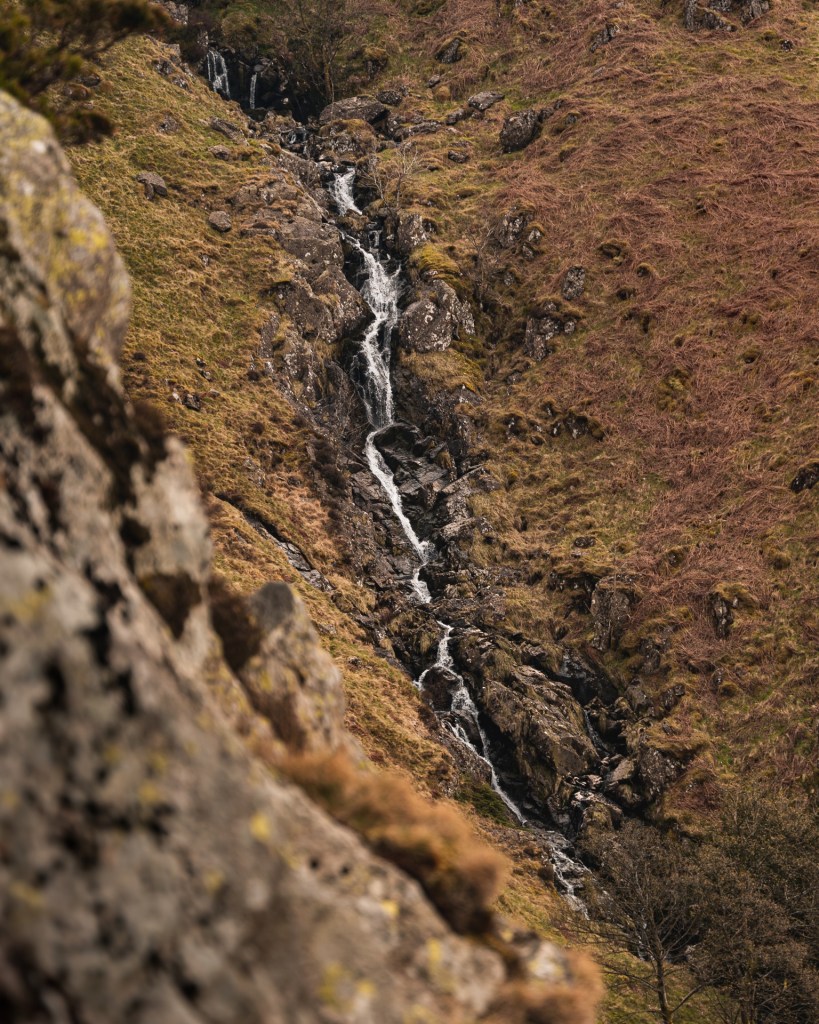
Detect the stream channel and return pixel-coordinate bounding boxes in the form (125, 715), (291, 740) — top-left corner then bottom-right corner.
(329, 169), (589, 908)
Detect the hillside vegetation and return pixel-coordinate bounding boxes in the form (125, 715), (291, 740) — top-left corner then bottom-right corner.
(41, 0), (819, 1019)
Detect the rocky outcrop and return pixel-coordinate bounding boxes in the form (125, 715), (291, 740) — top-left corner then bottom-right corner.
(500, 109), (541, 152)
(399, 281), (475, 353)
(590, 577), (638, 652)
(683, 0), (767, 29)
(319, 95), (388, 126)
(481, 669), (597, 808)
(468, 92), (505, 112)
(0, 93), (600, 1024)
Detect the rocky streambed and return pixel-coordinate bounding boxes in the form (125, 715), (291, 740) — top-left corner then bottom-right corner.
(192, 48), (691, 900)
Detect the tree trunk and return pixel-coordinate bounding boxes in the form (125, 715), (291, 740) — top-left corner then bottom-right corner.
(655, 957), (673, 1024)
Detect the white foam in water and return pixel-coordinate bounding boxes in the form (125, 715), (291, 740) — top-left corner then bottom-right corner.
(329, 168), (361, 216)
(249, 72), (258, 109)
(418, 623), (528, 824)
(206, 50), (230, 99)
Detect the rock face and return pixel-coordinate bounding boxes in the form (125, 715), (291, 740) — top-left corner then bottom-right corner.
(500, 109), (541, 152)
(481, 669), (597, 808)
(0, 93), (599, 1024)
(399, 281), (475, 353)
(319, 95), (388, 125)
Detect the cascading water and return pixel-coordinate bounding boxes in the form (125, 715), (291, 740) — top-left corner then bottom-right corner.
(417, 623), (527, 824)
(330, 168), (589, 909)
(332, 168), (432, 602)
(206, 49), (230, 99)
(249, 72), (259, 109)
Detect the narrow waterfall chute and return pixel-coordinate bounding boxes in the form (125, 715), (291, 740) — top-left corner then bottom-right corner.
(206, 49), (230, 99)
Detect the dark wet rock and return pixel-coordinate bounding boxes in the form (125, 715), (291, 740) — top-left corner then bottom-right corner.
(422, 666), (462, 713)
(790, 461), (819, 493)
(500, 109), (541, 152)
(468, 91), (505, 112)
(480, 668), (597, 808)
(436, 37), (465, 63)
(319, 95), (388, 125)
(209, 116), (246, 143)
(208, 209), (232, 232)
(590, 23), (618, 51)
(562, 265), (586, 300)
(590, 577), (637, 652)
(399, 281), (475, 353)
(377, 88), (404, 106)
(135, 171), (167, 199)
(556, 648), (620, 705)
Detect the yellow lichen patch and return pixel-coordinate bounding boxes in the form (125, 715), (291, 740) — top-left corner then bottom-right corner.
(9, 881), (44, 910)
(249, 810), (272, 844)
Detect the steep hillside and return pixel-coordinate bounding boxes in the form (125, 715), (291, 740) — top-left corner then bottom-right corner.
(36, 0), (819, 1019)
(0, 89), (603, 1024)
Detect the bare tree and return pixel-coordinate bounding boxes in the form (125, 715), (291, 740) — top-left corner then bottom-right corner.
(271, 0), (379, 109)
(578, 822), (707, 1024)
(364, 143), (421, 213)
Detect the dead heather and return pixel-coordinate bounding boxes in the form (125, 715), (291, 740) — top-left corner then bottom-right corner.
(365, 0), (819, 810)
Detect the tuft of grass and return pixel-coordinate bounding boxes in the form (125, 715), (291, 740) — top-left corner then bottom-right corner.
(281, 750), (508, 934)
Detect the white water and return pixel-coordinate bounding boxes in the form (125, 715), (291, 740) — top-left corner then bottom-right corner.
(418, 623), (528, 824)
(249, 72), (259, 109)
(333, 170), (588, 907)
(206, 50), (230, 99)
(329, 167), (361, 216)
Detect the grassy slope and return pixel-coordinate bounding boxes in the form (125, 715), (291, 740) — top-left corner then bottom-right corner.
(67, 35), (609, 1004)
(69, 37), (459, 787)
(368, 0), (819, 822)
(64, 3), (819, 1014)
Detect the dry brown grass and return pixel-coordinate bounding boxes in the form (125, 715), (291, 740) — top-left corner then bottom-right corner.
(372, 0), (819, 794)
(281, 750), (508, 934)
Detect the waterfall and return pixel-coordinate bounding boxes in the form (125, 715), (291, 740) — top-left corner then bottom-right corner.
(332, 169), (523, 803)
(331, 169), (589, 907)
(206, 49), (230, 99)
(329, 167), (360, 216)
(418, 623), (527, 824)
(249, 72), (259, 109)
